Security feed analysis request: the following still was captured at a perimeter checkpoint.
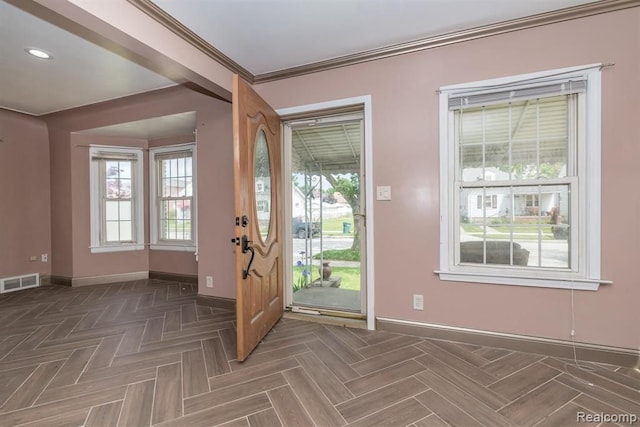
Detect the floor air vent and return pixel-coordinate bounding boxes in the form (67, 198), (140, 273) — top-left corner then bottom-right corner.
(0, 273), (39, 293)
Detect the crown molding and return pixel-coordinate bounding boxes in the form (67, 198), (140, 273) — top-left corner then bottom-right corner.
(126, 0), (253, 83)
(254, 0), (640, 83)
(129, 0), (639, 85)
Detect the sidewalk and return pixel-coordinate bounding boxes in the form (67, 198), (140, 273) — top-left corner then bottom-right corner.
(310, 260), (360, 268)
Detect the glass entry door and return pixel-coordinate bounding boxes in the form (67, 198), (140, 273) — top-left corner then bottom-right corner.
(286, 112), (365, 315)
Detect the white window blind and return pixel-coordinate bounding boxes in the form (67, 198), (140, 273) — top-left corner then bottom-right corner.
(91, 151), (139, 161)
(448, 78), (587, 110)
(437, 64), (606, 290)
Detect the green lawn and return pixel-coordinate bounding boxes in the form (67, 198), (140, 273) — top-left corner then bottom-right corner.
(163, 220), (191, 232)
(292, 266), (360, 291)
(472, 234), (554, 240)
(492, 224), (554, 234)
(292, 215), (360, 292)
(313, 248), (360, 261)
(321, 216), (353, 235)
(462, 223), (555, 240)
(461, 224), (483, 233)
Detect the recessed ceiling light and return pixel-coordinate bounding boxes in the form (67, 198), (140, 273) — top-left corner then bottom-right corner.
(25, 48), (53, 60)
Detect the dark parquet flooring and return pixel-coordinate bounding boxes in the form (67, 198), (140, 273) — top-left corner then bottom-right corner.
(0, 280), (638, 426)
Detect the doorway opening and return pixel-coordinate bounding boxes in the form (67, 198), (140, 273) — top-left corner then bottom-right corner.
(284, 111), (366, 317)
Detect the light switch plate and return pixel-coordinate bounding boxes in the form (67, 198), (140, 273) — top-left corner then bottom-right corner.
(376, 185), (391, 201)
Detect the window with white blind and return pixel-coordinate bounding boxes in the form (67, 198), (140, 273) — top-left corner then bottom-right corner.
(150, 144), (196, 251)
(89, 146), (144, 253)
(437, 65), (605, 290)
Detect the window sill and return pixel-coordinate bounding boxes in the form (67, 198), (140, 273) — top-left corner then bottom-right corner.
(435, 270), (611, 291)
(150, 244), (196, 252)
(90, 244), (145, 254)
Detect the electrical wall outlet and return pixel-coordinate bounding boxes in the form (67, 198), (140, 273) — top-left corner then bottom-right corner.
(206, 276), (213, 288)
(29, 256), (37, 262)
(41, 253), (48, 262)
(413, 294), (424, 310)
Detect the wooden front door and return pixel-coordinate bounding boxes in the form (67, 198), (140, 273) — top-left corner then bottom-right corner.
(232, 75), (283, 362)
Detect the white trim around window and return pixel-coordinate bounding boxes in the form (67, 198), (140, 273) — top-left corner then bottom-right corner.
(89, 145), (145, 253)
(436, 64), (610, 291)
(149, 143), (197, 252)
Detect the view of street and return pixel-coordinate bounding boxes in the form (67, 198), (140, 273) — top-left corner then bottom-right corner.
(293, 232), (568, 268)
(292, 236), (353, 265)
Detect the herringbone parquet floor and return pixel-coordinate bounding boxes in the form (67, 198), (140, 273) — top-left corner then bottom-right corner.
(0, 280), (638, 427)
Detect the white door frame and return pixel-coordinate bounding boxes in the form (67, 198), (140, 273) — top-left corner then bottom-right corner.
(277, 95), (375, 330)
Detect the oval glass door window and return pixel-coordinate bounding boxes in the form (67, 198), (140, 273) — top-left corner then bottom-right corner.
(254, 130), (271, 241)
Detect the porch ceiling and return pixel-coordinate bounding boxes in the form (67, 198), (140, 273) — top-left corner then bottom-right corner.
(292, 122), (361, 174)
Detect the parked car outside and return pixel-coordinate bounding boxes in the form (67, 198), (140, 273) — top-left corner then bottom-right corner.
(292, 217), (321, 239)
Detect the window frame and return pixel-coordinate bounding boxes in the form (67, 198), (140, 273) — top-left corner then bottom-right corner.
(89, 145), (145, 253)
(149, 143), (197, 252)
(437, 64), (606, 291)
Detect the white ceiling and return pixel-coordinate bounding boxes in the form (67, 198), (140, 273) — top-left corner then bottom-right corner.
(0, 0), (176, 117)
(1, 0), (602, 136)
(153, 0), (600, 75)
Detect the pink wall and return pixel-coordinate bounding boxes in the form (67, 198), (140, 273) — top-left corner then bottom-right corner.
(48, 126), (73, 278)
(0, 110), (51, 279)
(149, 251), (197, 276)
(45, 87), (234, 292)
(255, 9), (640, 350)
(194, 105), (235, 298)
